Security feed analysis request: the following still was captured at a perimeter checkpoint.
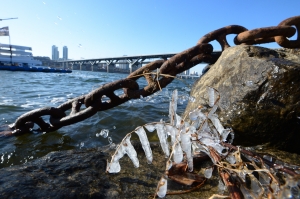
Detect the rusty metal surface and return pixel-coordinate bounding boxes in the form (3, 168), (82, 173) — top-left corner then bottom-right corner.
(1, 15), (300, 136)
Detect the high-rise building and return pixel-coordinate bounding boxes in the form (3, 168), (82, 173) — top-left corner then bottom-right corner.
(51, 45), (59, 60)
(63, 46), (68, 60)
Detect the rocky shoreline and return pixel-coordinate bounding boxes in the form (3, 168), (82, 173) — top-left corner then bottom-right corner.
(0, 46), (299, 198)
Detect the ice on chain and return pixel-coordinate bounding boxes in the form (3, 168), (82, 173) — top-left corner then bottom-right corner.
(135, 126), (153, 164)
(208, 87), (215, 107)
(155, 123), (170, 157)
(124, 134), (139, 168)
(156, 176), (168, 198)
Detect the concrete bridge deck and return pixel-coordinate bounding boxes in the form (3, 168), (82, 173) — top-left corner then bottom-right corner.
(57, 51), (222, 72)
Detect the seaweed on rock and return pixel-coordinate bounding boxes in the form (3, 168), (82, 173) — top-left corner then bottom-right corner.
(107, 88), (300, 198)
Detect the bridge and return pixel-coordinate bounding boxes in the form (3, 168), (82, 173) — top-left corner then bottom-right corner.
(56, 51), (222, 73)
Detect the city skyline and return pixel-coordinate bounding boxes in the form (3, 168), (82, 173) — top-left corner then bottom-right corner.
(1, 1), (299, 73)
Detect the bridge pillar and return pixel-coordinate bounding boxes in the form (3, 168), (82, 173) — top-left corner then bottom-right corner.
(127, 58), (144, 73)
(70, 63), (74, 70)
(129, 63), (132, 73)
(105, 60), (115, 73)
(89, 61), (95, 71)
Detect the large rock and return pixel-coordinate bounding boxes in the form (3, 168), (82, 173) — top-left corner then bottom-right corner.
(0, 143), (219, 199)
(184, 46), (300, 153)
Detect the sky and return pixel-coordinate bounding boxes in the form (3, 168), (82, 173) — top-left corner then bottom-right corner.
(0, 0), (299, 74)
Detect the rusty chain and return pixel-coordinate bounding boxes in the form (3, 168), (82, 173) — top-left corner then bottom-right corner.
(1, 15), (300, 136)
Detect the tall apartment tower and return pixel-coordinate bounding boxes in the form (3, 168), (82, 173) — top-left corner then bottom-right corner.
(63, 46), (68, 60)
(52, 45), (59, 60)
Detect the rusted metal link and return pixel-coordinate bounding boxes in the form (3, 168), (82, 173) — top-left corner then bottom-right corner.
(125, 44), (213, 99)
(3, 15), (300, 136)
(275, 15), (300, 48)
(14, 107), (65, 131)
(198, 25), (248, 50)
(50, 79), (139, 129)
(159, 43), (213, 75)
(234, 26), (296, 45)
(127, 60), (165, 80)
(84, 79), (139, 108)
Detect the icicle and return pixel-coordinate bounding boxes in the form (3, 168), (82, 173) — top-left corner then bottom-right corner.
(208, 87), (215, 107)
(189, 108), (206, 121)
(175, 114), (182, 128)
(199, 137), (215, 146)
(189, 109), (200, 121)
(208, 114), (224, 135)
(213, 143), (227, 155)
(228, 131), (234, 143)
(221, 128), (231, 142)
(204, 167), (213, 178)
(124, 134), (139, 168)
(155, 123), (170, 157)
(180, 130), (193, 172)
(201, 120), (211, 133)
(173, 141), (183, 163)
(165, 124), (178, 145)
(169, 90), (178, 126)
(135, 127), (153, 164)
(156, 176), (168, 198)
(144, 123), (156, 132)
(107, 142), (127, 173)
(207, 104), (218, 118)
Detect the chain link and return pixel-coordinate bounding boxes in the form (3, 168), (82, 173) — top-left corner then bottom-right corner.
(1, 15), (300, 136)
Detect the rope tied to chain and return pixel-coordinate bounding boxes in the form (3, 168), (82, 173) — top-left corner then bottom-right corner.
(1, 15), (300, 136)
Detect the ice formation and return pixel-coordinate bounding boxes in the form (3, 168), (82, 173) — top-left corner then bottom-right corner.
(106, 87), (299, 198)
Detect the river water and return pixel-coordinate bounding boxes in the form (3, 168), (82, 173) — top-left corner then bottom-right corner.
(0, 70), (196, 168)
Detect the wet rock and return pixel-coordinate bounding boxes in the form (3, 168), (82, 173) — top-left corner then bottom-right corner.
(184, 45), (300, 153)
(0, 142), (219, 199)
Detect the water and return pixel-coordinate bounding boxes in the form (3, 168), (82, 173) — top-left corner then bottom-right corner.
(0, 70), (196, 168)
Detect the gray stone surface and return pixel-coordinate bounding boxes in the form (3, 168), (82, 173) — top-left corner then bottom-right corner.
(184, 45), (300, 153)
(0, 142), (219, 199)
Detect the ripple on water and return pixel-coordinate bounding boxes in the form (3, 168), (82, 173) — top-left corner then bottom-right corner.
(0, 70), (196, 168)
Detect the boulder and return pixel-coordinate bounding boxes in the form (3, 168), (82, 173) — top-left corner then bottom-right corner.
(184, 45), (300, 153)
(0, 142), (219, 199)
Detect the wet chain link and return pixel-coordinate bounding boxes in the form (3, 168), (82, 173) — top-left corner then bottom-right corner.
(2, 15), (300, 136)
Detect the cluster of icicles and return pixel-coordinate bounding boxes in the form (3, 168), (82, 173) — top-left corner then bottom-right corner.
(106, 87), (300, 198)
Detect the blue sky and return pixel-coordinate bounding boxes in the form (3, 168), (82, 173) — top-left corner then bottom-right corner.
(0, 0), (299, 73)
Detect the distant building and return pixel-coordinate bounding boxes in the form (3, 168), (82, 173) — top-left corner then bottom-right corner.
(63, 46), (68, 60)
(185, 69), (190, 75)
(52, 45), (59, 60)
